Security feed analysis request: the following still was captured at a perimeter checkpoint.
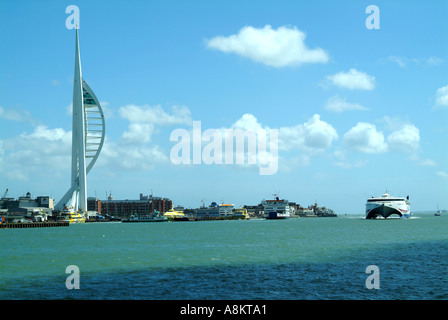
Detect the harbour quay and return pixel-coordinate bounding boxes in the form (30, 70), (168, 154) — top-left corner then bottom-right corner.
(0, 190), (55, 225)
(0, 221), (69, 229)
(1, 188), (338, 227)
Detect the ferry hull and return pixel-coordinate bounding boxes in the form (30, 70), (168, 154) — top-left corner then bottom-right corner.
(122, 217), (168, 223)
(366, 193), (411, 220)
(366, 205), (409, 219)
(69, 217), (86, 223)
(266, 212), (290, 219)
(122, 219), (168, 223)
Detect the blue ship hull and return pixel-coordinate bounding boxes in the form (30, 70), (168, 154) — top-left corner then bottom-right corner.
(266, 212), (289, 219)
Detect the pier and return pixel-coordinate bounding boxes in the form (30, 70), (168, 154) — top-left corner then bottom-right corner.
(0, 221), (69, 229)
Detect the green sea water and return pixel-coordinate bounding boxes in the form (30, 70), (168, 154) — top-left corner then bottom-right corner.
(0, 214), (447, 299)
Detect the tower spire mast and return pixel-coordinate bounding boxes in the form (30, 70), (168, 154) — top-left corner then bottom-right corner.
(56, 26), (105, 215)
(71, 28), (87, 211)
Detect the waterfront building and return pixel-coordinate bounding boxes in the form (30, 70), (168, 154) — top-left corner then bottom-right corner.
(87, 192), (172, 219)
(87, 197), (101, 213)
(0, 192), (54, 222)
(293, 201), (337, 217)
(243, 204), (265, 218)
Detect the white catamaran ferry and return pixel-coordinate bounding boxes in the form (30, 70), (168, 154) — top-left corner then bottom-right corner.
(365, 192), (411, 219)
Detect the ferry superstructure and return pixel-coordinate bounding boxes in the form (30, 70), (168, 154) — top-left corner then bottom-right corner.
(196, 202), (234, 219)
(262, 197), (291, 219)
(365, 193), (411, 219)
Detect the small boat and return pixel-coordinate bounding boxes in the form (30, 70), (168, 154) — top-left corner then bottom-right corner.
(57, 208), (86, 223)
(233, 208), (250, 220)
(174, 216), (190, 221)
(435, 204), (442, 216)
(164, 208), (189, 221)
(122, 213), (168, 223)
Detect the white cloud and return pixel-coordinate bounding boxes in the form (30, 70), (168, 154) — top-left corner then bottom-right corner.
(21, 125), (71, 142)
(122, 122), (155, 144)
(278, 125), (305, 151)
(386, 124), (420, 153)
(343, 118), (421, 154)
(381, 116), (420, 153)
(418, 158), (437, 167)
(302, 114), (339, 150)
(279, 114), (338, 151)
(325, 95), (369, 112)
(421, 159), (437, 166)
(426, 56), (444, 66)
(386, 56), (407, 68)
(0, 106), (35, 124)
(0, 104), (192, 181)
(325, 69), (376, 90)
(205, 25), (329, 67)
(66, 103), (72, 115)
(99, 102), (114, 119)
(0, 126), (72, 181)
(97, 104), (192, 170)
(98, 138), (168, 171)
(231, 113), (263, 132)
(196, 113), (337, 174)
(119, 104), (191, 125)
(384, 55), (444, 68)
(343, 122), (387, 153)
(436, 171), (448, 179)
(102, 104), (192, 169)
(196, 113), (336, 173)
(435, 84), (448, 108)
(119, 104), (192, 144)
(332, 149), (368, 169)
(408, 154), (437, 167)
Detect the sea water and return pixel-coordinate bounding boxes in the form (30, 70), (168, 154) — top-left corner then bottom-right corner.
(0, 214), (447, 300)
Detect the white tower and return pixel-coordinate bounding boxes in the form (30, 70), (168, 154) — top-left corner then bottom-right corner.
(56, 29), (105, 212)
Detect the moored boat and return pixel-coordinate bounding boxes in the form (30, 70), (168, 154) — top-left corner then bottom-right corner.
(262, 196), (291, 219)
(57, 209), (86, 223)
(164, 208), (189, 221)
(122, 213), (168, 223)
(233, 208), (250, 220)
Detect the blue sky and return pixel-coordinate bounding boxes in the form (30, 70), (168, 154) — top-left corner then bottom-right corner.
(1, 0), (447, 213)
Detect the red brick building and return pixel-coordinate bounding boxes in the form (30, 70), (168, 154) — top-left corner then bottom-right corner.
(87, 193), (172, 218)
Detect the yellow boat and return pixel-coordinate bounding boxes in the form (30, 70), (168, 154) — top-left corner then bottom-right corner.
(58, 209), (86, 223)
(164, 208), (189, 221)
(233, 208), (249, 220)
